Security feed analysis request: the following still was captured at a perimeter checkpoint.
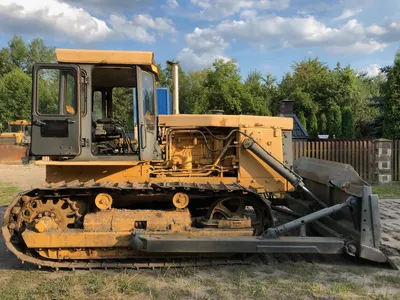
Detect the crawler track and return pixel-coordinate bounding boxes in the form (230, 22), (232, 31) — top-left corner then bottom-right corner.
(2, 180), (272, 270)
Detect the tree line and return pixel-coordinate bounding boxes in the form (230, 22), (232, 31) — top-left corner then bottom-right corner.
(158, 58), (392, 139)
(0, 36), (399, 139)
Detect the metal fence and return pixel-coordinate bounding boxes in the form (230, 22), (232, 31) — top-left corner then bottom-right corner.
(293, 139), (375, 182)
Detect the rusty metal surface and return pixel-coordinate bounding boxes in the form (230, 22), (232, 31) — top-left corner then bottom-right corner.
(0, 145), (28, 164)
(84, 209), (192, 232)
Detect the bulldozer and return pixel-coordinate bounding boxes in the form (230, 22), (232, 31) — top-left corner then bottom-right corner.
(2, 49), (396, 269)
(0, 120), (30, 164)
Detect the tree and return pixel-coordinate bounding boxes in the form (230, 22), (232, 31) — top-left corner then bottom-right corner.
(0, 68), (31, 127)
(244, 71), (271, 116)
(26, 38), (56, 73)
(204, 59), (248, 114)
(383, 52), (400, 139)
(327, 105), (342, 138)
(182, 70), (210, 114)
(342, 106), (355, 138)
(8, 35), (29, 71)
(319, 113), (327, 134)
(309, 111), (318, 137)
(113, 88), (134, 128)
(298, 111), (307, 131)
(0, 48), (13, 76)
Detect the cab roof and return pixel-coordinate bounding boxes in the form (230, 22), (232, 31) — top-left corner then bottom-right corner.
(56, 49), (159, 76)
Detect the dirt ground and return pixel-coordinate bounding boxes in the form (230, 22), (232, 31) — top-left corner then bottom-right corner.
(0, 164), (399, 299)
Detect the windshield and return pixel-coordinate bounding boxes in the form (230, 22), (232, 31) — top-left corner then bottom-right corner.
(9, 125), (22, 133)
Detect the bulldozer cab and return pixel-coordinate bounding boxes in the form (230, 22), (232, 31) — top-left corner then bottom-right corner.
(30, 49), (160, 161)
(8, 120), (31, 134)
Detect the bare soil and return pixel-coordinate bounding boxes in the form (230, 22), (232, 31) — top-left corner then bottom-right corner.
(0, 164), (399, 299)
(0, 163), (45, 190)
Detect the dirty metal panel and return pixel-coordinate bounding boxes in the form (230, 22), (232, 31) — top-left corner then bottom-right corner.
(294, 157), (369, 197)
(0, 145), (28, 164)
(84, 209), (192, 232)
(134, 235), (345, 254)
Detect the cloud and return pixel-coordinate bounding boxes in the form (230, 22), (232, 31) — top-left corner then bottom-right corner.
(215, 17), (382, 53)
(190, 0), (289, 20)
(361, 64), (382, 77)
(109, 14), (176, 43)
(0, 0), (111, 43)
(178, 27), (229, 70)
(368, 20), (400, 44)
(367, 25), (387, 35)
(63, 0), (152, 14)
(167, 0), (179, 8)
(333, 8), (363, 21)
(185, 27), (228, 53)
(179, 14), (393, 69)
(177, 48), (231, 70)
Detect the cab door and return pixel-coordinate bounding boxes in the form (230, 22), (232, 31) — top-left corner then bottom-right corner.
(31, 64), (81, 156)
(136, 67), (160, 160)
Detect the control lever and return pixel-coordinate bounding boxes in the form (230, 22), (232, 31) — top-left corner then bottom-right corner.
(33, 120), (46, 126)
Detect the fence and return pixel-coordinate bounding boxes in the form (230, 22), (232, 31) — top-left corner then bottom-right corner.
(293, 139), (396, 183)
(393, 140), (400, 182)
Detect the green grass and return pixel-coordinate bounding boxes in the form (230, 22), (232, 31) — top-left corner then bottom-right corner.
(373, 184), (400, 199)
(0, 182), (19, 206)
(0, 264), (397, 300)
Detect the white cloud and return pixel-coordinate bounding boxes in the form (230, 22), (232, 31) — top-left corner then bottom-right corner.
(333, 8), (363, 21)
(362, 64), (382, 77)
(178, 27), (229, 70)
(240, 9), (257, 20)
(185, 27), (228, 53)
(167, 0), (179, 8)
(132, 14), (176, 34)
(367, 25), (387, 35)
(179, 14), (393, 69)
(109, 14), (176, 43)
(63, 0), (152, 14)
(190, 0), (289, 20)
(177, 48), (230, 70)
(0, 0), (111, 43)
(365, 18), (400, 44)
(215, 17), (377, 52)
(327, 40), (387, 55)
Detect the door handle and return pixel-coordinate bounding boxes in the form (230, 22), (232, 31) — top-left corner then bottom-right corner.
(66, 119), (76, 124)
(33, 120), (46, 126)
(141, 123), (147, 149)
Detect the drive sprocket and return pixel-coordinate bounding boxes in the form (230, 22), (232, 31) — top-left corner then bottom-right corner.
(15, 197), (80, 231)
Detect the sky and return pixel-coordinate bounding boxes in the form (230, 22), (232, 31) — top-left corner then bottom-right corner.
(0, 0), (399, 79)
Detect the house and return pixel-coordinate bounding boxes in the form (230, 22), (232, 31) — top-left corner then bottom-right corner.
(279, 100), (309, 140)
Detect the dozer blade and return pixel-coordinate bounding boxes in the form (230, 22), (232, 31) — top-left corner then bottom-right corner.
(0, 145), (28, 164)
(292, 157), (399, 269)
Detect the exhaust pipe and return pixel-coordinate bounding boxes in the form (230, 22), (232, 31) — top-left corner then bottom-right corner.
(166, 61), (179, 115)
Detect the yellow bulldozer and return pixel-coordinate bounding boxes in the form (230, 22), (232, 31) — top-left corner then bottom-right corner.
(0, 120), (30, 163)
(2, 49), (396, 269)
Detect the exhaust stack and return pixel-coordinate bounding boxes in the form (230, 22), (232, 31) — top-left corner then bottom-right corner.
(166, 61), (179, 114)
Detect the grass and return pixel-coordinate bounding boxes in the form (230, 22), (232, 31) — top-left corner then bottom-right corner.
(373, 184), (400, 199)
(0, 182), (19, 206)
(0, 264), (398, 300)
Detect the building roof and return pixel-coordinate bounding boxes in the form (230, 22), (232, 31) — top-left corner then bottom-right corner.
(281, 114), (309, 139)
(56, 49), (159, 75)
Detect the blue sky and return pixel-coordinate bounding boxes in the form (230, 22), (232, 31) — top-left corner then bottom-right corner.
(0, 0), (399, 79)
